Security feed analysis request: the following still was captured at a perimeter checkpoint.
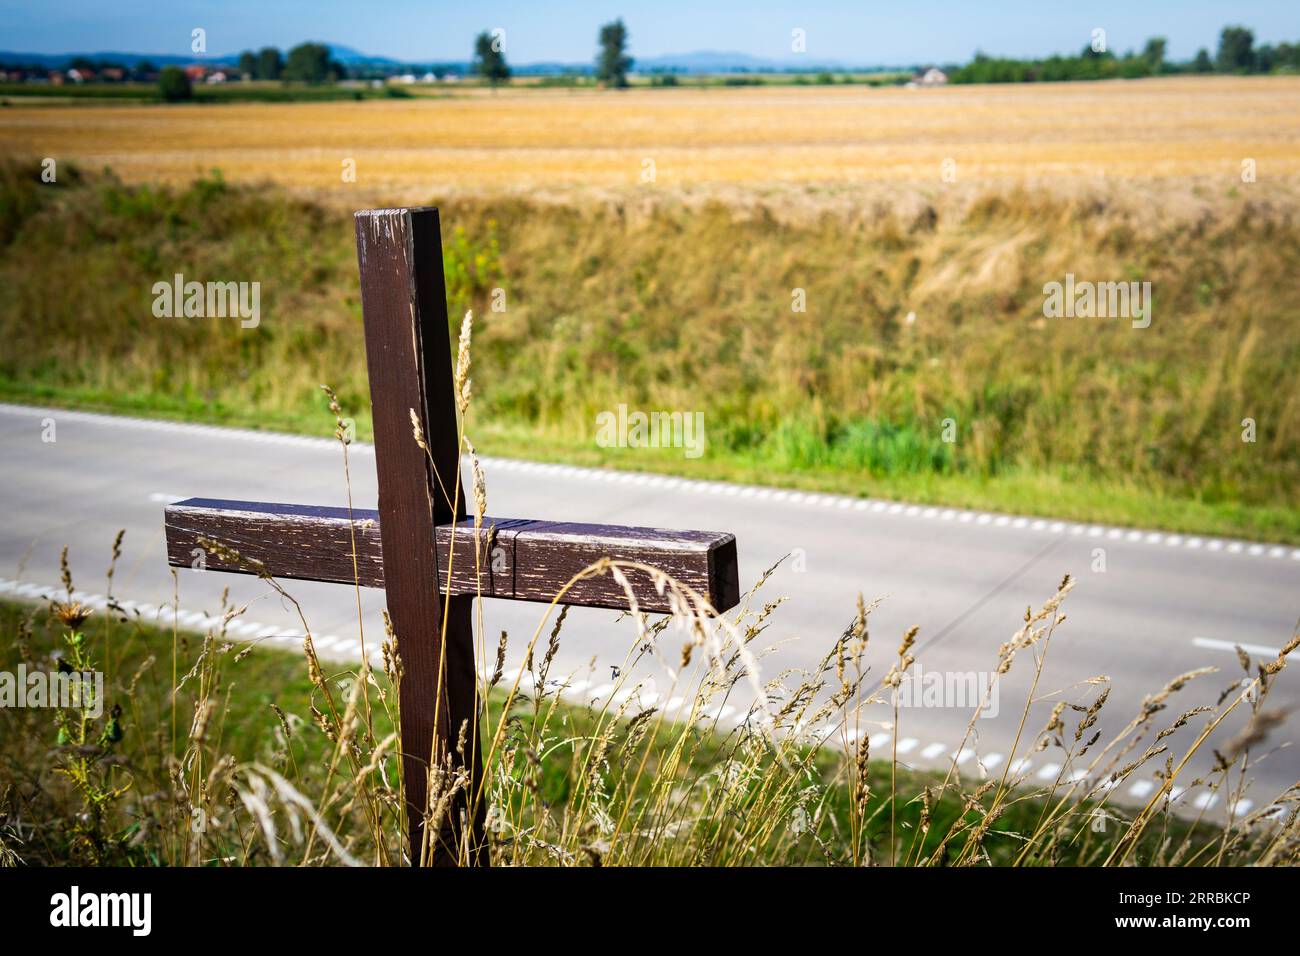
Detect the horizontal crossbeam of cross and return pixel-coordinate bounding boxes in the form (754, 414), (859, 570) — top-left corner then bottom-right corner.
(164, 497), (739, 614)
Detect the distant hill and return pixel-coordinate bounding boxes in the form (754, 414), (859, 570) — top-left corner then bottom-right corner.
(323, 44), (404, 68)
(0, 50), (228, 68)
(637, 50), (780, 72)
(636, 50), (842, 72)
(0, 44), (899, 75)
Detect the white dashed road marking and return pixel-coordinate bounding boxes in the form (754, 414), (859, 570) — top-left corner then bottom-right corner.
(1193, 637), (1283, 658)
(0, 568), (1272, 821)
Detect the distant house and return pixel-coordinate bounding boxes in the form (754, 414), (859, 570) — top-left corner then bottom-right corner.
(101, 67), (125, 81)
(205, 71), (228, 84)
(185, 65), (206, 82)
(907, 67), (948, 88)
(66, 67), (92, 83)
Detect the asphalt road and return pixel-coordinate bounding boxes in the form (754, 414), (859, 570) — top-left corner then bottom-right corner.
(2, 402), (1296, 817)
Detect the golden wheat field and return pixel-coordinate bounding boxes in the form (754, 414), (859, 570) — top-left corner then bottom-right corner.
(2, 76), (1299, 200)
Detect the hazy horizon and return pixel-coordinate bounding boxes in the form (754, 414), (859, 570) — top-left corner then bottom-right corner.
(0, 0), (1296, 65)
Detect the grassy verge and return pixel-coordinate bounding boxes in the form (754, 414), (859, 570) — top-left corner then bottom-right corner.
(4, 377), (1292, 543)
(2, 540), (1294, 868)
(0, 161), (1296, 542)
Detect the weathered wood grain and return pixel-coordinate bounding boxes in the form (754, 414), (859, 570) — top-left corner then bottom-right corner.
(165, 498), (740, 612)
(511, 521), (740, 611)
(356, 206), (485, 866)
(165, 499), (386, 585)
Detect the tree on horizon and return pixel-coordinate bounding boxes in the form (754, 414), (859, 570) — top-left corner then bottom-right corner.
(283, 43), (342, 83)
(256, 47), (283, 81)
(596, 19), (633, 88)
(473, 31), (510, 86)
(1217, 25), (1255, 73)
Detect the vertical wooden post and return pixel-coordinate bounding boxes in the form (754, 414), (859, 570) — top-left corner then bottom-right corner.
(355, 207), (487, 866)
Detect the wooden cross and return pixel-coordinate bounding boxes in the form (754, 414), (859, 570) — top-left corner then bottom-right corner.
(162, 207), (740, 866)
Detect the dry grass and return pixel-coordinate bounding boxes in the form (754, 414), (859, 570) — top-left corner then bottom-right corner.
(2, 77), (1298, 199)
(2, 162), (1297, 540)
(4, 507), (1297, 866)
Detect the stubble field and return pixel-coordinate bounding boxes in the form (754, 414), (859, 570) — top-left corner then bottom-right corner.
(3, 76), (1298, 196)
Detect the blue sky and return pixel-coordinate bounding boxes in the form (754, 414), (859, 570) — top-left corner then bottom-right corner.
(1, 1), (1295, 64)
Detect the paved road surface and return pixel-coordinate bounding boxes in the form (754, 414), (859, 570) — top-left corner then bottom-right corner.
(1, 402), (1296, 818)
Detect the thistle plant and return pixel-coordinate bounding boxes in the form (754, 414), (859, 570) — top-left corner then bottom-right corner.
(48, 567), (127, 864)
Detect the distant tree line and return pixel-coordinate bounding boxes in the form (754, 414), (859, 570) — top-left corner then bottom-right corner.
(470, 18), (633, 88)
(21, 20), (1294, 95)
(951, 25), (1300, 84)
(0, 56), (156, 80)
(235, 43), (344, 83)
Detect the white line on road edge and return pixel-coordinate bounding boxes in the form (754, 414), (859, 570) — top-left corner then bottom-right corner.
(0, 576), (353, 658)
(4, 402), (1297, 562)
(0, 574), (1269, 820)
(1192, 637), (1284, 658)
